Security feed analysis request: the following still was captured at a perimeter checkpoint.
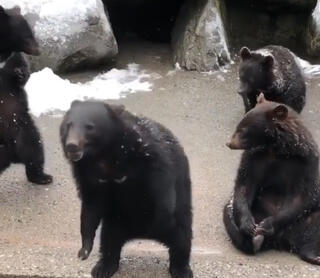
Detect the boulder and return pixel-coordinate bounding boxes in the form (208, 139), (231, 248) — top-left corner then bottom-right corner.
(225, 1), (313, 57)
(172, 0), (230, 71)
(1, 0), (118, 73)
(307, 0), (320, 57)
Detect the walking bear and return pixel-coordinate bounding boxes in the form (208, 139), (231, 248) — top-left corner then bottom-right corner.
(60, 101), (193, 278)
(0, 6), (51, 184)
(224, 94), (320, 264)
(238, 45), (306, 113)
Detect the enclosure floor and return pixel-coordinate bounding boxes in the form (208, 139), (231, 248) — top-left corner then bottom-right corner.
(1, 40), (320, 277)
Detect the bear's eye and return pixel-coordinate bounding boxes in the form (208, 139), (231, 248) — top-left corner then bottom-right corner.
(85, 124), (95, 131)
(239, 127), (247, 134)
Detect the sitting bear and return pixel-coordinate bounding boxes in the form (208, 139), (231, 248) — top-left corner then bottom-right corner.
(60, 101), (193, 278)
(238, 45), (306, 113)
(0, 52), (52, 185)
(0, 5), (40, 60)
(223, 93), (320, 264)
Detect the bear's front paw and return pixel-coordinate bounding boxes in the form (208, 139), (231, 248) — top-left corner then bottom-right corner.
(239, 216), (257, 236)
(91, 260), (119, 278)
(78, 247), (91, 260)
(28, 173), (53, 185)
(256, 217), (275, 236)
(169, 265), (193, 278)
(14, 68), (28, 85)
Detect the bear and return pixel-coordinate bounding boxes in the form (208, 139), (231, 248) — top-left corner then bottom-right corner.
(0, 5), (51, 185)
(60, 100), (193, 278)
(0, 5), (40, 60)
(0, 5), (40, 61)
(238, 45), (306, 113)
(0, 51), (52, 185)
(223, 93), (320, 264)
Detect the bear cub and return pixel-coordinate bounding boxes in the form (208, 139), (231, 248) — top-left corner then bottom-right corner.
(0, 6), (51, 185)
(0, 6), (40, 59)
(238, 45), (306, 113)
(60, 101), (193, 278)
(224, 93), (320, 264)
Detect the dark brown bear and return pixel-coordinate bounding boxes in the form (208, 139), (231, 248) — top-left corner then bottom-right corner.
(60, 101), (193, 278)
(238, 45), (306, 113)
(0, 5), (51, 185)
(0, 6), (40, 60)
(224, 94), (320, 265)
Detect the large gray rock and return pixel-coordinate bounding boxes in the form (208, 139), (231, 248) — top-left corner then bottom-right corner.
(225, 1), (313, 57)
(172, 0), (231, 72)
(307, 0), (320, 57)
(1, 0), (118, 73)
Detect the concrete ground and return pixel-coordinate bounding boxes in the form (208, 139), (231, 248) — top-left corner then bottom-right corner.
(0, 41), (320, 278)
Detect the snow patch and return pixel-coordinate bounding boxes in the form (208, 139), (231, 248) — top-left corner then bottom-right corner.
(167, 63), (183, 76)
(295, 57), (320, 77)
(289, 50), (320, 78)
(25, 64), (152, 117)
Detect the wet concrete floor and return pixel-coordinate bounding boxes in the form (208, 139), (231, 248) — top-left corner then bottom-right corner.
(0, 41), (320, 277)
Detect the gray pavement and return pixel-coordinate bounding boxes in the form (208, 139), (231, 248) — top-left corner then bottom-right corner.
(0, 41), (320, 277)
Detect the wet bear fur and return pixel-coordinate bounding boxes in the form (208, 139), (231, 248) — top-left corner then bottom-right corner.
(0, 5), (40, 58)
(238, 45), (306, 113)
(0, 52), (52, 185)
(224, 94), (320, 265)
(0, 6), (51, 184)
(60, 101), (193, 278)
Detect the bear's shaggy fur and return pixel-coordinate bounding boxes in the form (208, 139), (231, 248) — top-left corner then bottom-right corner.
(0, 52), (52, 185)
(224, 94), (320, 265)
(60, 101), (193, 278)
(238, 45), (306, 113)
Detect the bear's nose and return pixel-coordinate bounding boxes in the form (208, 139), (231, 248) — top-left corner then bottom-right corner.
(65, 143), (80, 153)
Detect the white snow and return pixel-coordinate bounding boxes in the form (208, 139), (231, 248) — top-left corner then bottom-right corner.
(295, 57), (320, 77)
(25, 64), (153, 117)
(167, 63), (183, 76)
(291, 51), (320, 78)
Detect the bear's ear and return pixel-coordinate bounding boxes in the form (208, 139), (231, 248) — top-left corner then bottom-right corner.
(257, 92), (266, 104)
(240, 47), (252, 61)
(71, 100), (81, 107)
(11, 6), (21, 15)
(262, 55), (274, 69)
(271, 104), (288, 121)
(107, 104), (125, 115)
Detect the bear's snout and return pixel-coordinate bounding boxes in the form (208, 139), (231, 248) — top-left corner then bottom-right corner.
(65, 142), (84, 162)
(226, 133), (243, 150)
(65, 143), (81, 153)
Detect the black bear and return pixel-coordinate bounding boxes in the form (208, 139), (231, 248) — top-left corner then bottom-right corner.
(60, 101), (193, 278)
(0, 52), (52, 184)
(0, 5), (51, 184)
(238, 45), (306, 113)
(0, 5), (40, 60)
(223, 93), (320, 264)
